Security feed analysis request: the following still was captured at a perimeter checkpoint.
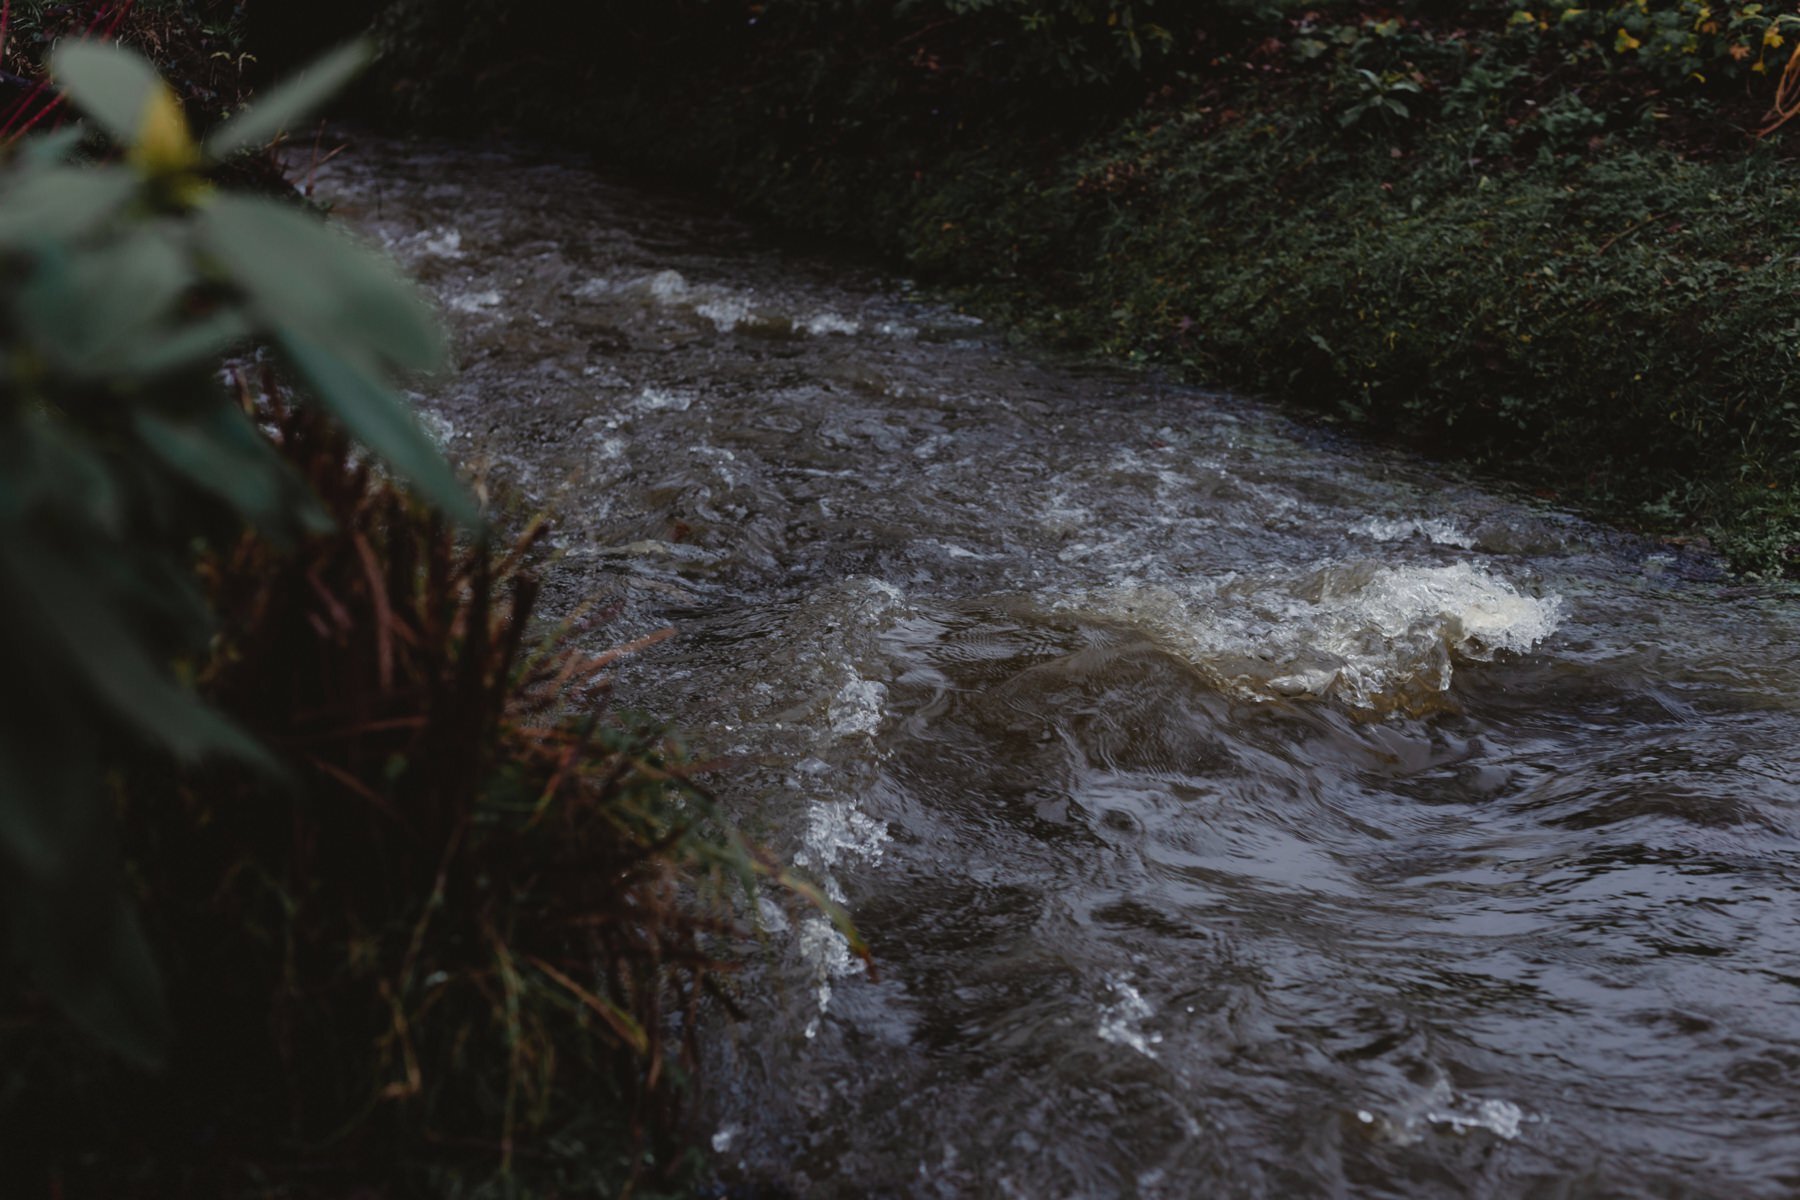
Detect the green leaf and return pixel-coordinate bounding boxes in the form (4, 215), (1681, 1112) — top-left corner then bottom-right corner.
(0, 660), (95, 877)
(3, 412), (125, 536)
(9, 876), (171, 1069)
(0, 166), (138, 246)
(18, 125), (87, 166)
(0, 538), (278, 769)
(205, 40), (373, 159)
(49, 41), (161, 147)
(121, 308), (253, 377)
(196, 194), (446, 372)
(18, 226), (190, 373)
(133, 402), (304, 530)
(278, 331), (478, 526)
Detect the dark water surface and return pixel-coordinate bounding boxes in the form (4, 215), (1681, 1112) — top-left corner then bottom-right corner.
(321, 137), (1800, 1199)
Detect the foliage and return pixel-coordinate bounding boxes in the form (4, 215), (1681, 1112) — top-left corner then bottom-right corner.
(861, 76), (1800, 569)
(0, 38), (472, 1068)
(370, 0), (1800, 573)
(9, 381), (797, 1196)
(1518, 0), (1800, 90)
(1, 30), (852, 1194)
(933, 0), (1180, 81)
(0, 2), (256, 136)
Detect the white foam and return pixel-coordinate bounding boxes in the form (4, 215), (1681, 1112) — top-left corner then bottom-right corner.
(696, 293), (755, 331)
(1362, 1079), (1532, 1144)
(793, 796), (891, 877)
(418, 226), (463, 259)
(1351, 515), (1475, 549)
(1353, 561), (1562, 657)
(798, 914), (865, 1039)
(447, 288), (502, 313)
(1097, 975), (1162, 1059)
(645, 268), (689, 303)
(1058, 561), (1562, 710)
(610, 268), (771, 333)
(635, 386), (692, 412)
(803, 311), (861, 336)
(417, 408), (456, 450)
(1426, 1094), (1525, 1139)
(828, 678), (888, 736)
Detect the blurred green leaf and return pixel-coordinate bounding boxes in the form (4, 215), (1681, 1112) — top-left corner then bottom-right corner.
(205, 40), (373, 159)
(9, 876), (171, 1069)
(278, 331), (477, 526)
(49, 41), (161, 147)
(5, 414), (125, 538)
(134, 402), (310, 531)
(0, 662), (93, 877)
(0, 537), (276, 769)
(122, 309), (253, 377)
(17, 125), (87, 166)
(18, 227), (190, 373)
(0, 166), (137, 246)
(197, 194), (447, 373)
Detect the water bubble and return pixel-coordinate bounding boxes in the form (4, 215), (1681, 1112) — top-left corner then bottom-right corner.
(828, 678), (888, 736)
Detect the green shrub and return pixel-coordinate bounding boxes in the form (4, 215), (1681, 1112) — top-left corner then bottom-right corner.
(1524, 0), (1800, 89)
(0, 38), (473, 1068)
(9, 382), (785, 1195)
(1, 36), (847, 1193)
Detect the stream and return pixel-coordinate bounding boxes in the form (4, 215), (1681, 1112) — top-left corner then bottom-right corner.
(320, 136), (1800, 1199)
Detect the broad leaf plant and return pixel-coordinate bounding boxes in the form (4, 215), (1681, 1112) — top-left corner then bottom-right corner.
(0, 39), (473, 1066)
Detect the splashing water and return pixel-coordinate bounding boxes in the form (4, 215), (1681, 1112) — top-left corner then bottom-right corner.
(319, 135), (1800, 1200)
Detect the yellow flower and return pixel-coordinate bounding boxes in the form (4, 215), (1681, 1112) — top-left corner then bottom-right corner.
(129, 84), (200, 176)
(1616, 27), (1643, 51)
(128, 83), (211, 206)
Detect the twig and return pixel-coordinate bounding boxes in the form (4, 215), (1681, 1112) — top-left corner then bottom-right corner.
(1594, 212), (1663, 257)
(1760, 41), (1800, 136)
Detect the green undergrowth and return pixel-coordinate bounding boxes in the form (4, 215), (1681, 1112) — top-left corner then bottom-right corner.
(0, 33), (838, 1196)
(904, 104), (1800, 572)
(371, 0), (1800, 574)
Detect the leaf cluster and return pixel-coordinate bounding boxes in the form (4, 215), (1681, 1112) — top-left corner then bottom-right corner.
(7, 382), (813, 1196)
(1514, 0), (1800, 90)
(0, 39), (472, 1068)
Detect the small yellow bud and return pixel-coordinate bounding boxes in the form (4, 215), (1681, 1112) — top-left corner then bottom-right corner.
(129, 84), (200, 177)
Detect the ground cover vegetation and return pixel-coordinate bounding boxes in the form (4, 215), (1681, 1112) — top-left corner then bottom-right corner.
(377, 0), (1800, 574)
(0, 17), (824, 1196)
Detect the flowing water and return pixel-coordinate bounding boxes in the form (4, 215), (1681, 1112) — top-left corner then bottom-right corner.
(321, 137), (1800, 1199)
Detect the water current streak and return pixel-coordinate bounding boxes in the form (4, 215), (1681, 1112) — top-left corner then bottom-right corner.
(322, 137), (1800, 1200)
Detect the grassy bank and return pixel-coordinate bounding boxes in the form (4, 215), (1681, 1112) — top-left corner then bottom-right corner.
(376, 0), (1800, 574)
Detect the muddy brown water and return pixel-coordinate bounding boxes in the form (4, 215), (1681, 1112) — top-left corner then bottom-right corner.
(319, 136), (1800, 1199)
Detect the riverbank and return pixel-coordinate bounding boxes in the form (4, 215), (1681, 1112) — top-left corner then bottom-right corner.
(374, 0), (1800, 575)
